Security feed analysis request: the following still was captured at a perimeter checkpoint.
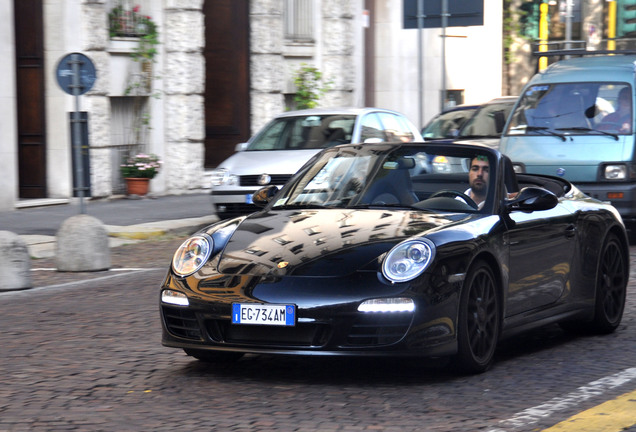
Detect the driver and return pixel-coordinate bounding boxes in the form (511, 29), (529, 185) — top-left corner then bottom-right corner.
(464, 155), (489, 208)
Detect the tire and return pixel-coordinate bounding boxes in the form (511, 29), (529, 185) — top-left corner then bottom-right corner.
(590, 233), (627, 334)
(455, 261), (500, 373)
(184, 348), (244, 363)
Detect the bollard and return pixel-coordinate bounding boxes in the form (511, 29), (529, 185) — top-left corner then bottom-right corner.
(56, 214), (111, 272)
(0, 231), (33, 290)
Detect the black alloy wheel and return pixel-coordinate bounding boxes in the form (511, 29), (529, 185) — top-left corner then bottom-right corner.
(456, 260), (500, 373)
(592, 233), (627, 333)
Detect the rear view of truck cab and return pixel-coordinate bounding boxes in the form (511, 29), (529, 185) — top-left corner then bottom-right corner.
(500, 55), (636, 240)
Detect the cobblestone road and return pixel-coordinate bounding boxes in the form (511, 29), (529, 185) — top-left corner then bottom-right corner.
(0, 237), (634, 431)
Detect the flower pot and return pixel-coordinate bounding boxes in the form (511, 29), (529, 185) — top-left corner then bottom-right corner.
(125, 177), (150, 196)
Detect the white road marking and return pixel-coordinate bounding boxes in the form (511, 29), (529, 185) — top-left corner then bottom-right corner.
(487, 367), (636, 431)
(0, 268), (164, 297)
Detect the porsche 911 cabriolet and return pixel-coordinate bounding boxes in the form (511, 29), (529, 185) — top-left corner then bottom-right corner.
(160, 142), (628, 373)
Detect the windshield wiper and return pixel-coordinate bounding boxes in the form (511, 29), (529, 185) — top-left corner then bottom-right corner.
(524, 126), (566, 141)
(273, 203), (330, 210)
(555, 127), (619, 141)
(456, 134), (500, 139)
(348, 203), (428, 211)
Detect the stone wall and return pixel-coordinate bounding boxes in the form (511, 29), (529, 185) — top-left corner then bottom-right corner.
(163, 0), (205, 192)
(77, 0), (356, 197)
(250, 0), (358, 134)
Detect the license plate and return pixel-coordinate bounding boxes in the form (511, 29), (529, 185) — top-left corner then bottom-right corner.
(245, 194), (253, 204)
(232, 303), (296, 326)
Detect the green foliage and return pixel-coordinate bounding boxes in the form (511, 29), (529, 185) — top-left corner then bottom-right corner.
(120, 153), (162, 179)
(293, 64), (332, 110)
(109, 3), (160, 63)
(132, 18), (159, 63)
(503, 0), (530, 65)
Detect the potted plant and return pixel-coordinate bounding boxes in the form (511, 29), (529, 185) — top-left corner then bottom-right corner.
(109, 3), (159, 92)
(120, 153), (162, 196)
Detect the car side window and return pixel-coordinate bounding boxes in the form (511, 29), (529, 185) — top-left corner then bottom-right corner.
(378, 113), (415, 142)
(359, 113), (386, 142)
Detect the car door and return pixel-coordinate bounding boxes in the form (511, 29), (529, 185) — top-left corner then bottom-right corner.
(503, 204), (577, 317)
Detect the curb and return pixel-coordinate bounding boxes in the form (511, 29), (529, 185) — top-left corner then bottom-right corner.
(22, 215), (220, 259)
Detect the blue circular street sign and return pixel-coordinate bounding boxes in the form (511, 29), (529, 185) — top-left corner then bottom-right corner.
(56, 52), (97, 95)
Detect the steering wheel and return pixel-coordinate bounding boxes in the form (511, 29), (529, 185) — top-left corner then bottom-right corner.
(429, 190), (478, 209)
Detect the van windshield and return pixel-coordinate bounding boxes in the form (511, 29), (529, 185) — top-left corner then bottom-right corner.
(506, 82), (632, 136)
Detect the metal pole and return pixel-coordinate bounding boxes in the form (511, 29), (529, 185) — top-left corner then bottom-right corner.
(538, 3), (549, 71)
(417, 0), (424, 129)
(608, 0), (617, 51)
(70, 54), (86, 214)
(440, 0), (448, 112)
(565, 0), (572, 51)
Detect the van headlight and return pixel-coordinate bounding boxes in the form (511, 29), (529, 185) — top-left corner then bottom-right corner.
(382, 239), (435, 283)
(603, 164), (627, 180)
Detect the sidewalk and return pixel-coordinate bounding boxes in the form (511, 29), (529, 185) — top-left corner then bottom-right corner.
(0, 193), (219, 258)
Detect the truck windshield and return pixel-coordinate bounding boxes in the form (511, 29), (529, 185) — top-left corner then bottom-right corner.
(506, 82), (632, 136)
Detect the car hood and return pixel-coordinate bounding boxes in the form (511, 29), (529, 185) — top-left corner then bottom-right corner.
(218, 149), (322, 176)
(215, 209), (472, 278)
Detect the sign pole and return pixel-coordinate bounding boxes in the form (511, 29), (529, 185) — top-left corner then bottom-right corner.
(70, 53), (86, 214)
(56, 52), (96, 215)
(440, 0), (448, 112)
(417, 0), (424, 129)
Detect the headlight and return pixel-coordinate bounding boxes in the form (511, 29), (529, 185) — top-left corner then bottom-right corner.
(172, 234), (213, 276)
(603, 164), (627, 180)
(382, 238), (435, 283)
(358, 297), (415, 313)
(161, 289), (189, 306)
(210, 169), (228, 186)
(210, 169), (238, 186)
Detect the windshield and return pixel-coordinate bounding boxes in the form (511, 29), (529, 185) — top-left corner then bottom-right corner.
(506, 82), (632, 136)
(272, 144), (498, 213)
(247, 115), (356, 151)
(422, 107), (478, 139)
(458, 100), (515, 138)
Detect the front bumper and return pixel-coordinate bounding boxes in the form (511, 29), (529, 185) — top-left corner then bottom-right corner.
(159, 271), (460, 358)
(210, 188), (260, 217)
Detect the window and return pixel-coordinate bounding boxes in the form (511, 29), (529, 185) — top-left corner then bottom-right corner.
(360, 114), (386, 143)
(284, 0), (314, 42)
(507, 82), (633, 135)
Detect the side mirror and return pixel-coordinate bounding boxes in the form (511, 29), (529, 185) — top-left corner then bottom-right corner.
(235, 142), (248, 152)
(252, 185), (279, 207)
(505, 187), (558, 213)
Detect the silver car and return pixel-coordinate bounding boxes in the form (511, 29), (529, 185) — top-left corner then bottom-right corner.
(209, 107), (423, 219)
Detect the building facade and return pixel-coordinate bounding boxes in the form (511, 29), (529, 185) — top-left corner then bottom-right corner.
(1, 0), (507, 212)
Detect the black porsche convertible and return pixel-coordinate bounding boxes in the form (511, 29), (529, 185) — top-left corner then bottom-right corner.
(160, 142), (628, 373)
